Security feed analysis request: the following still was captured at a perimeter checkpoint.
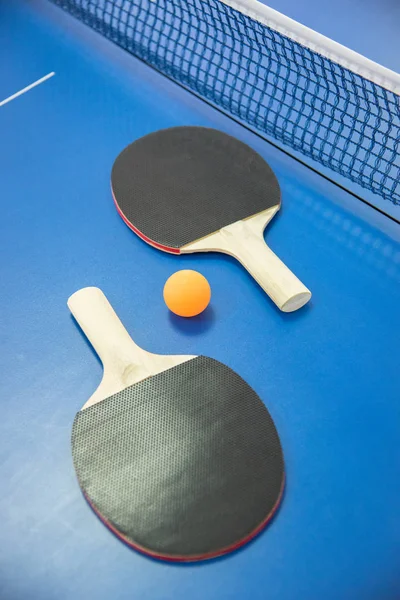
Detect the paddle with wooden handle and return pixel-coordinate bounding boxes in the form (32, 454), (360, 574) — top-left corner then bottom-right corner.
(111, 126), (311, 312)
(69, 287), (285, 561)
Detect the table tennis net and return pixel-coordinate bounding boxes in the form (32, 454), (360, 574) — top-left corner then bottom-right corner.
(51, 0), (400, 206)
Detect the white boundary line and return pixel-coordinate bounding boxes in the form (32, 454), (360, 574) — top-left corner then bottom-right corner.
(0, 72), (55, 108)
(220, 0), (400, 95)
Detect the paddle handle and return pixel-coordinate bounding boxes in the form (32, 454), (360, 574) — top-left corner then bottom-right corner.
(223, 224), (311, 311)
(68, 287), (196, 408)
(68, 287), (148, 377)
(185, 210), (311, 312)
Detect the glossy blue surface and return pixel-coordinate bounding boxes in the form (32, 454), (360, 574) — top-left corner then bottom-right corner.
(1, 2), (399, 599)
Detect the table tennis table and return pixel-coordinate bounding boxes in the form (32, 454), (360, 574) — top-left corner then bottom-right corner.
(1, 1), (399, 599)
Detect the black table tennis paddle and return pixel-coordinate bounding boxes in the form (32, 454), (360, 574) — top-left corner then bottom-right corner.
(111, 126), (311, 312)
(69, 287), (285, 562)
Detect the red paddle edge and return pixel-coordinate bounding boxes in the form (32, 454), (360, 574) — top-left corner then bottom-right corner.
(112, 186), (181, 255)
(83, 474), (285, 562)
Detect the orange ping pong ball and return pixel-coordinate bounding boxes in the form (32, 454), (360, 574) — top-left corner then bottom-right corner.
(163, 270), (211, 317)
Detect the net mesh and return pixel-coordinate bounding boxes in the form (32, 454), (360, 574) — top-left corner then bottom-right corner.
(51, 0), (400, 205)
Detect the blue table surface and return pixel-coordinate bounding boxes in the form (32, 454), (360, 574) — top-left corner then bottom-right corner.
(1, 2), (399, 599)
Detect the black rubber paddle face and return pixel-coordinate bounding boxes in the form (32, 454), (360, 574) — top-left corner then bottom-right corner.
(111, 127), (281, 251)
(72, 356), (284, 561)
